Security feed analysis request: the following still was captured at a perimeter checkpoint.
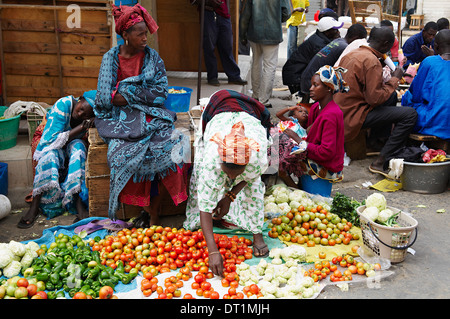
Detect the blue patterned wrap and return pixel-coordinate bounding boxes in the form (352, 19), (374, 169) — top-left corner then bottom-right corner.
(94, 45), (188, 219)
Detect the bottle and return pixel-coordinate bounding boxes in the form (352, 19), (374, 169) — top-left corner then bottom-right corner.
(383, 54), (396, 71)
(398, 49), (405, 68)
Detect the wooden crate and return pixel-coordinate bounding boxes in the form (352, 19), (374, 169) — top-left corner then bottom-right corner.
(86, 112), (196, 219)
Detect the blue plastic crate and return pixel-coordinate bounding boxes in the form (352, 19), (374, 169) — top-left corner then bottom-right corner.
(0, 162), (8, 196)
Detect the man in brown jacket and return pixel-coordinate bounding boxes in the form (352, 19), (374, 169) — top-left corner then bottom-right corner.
(334, 27), (417, 177)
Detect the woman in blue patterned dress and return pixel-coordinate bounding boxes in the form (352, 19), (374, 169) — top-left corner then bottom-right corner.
(17, 91), (96, 228)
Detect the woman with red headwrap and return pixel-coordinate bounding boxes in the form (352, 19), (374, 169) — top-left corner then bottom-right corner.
(183, 89), (271, 277)
(93, 4), (190, 224)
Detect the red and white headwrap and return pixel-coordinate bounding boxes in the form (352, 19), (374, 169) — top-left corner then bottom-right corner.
(210, 121), (260, 166)
(112, 4), (159, 35)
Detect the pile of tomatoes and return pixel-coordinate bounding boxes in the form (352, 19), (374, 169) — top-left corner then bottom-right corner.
(304, 251), (382, 283)
(267, 205), (360, 247)
(90, 226), (253, 277)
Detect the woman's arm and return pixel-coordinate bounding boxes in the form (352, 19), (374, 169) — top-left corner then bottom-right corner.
(200, 211), (223, 276)
(212, 181), (248, 220)
(67, 119), (95, 143)
(118, 51), (168, 107)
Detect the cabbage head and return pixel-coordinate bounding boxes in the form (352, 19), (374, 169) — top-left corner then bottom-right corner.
(377, 209), (395, 223)
(272, 186), (289, 197)
(365, 193), (387, 211)
(289, 200), (301, 210)
(362, 206), (379, 222)
(9, 240), (26, 257)
(277, 202), (291, 214)
(289, 190), (306, 202)
(3, 260), (22, 278)
(0, 248), (14, 268)
(275, 192), (289, 204)
(265, 202), (280, 213)
(264, 195), (276, 206)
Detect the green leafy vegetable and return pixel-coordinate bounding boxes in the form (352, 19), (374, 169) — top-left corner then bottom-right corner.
(330, 192), (361, 227)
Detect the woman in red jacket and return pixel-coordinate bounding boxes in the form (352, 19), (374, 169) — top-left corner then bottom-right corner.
(283, 65), (348, 195)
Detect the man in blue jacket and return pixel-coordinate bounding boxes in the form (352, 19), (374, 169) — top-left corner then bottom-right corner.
(282, 16), (342, 97)
(402, 21), (438, 68)
(239, 0), (291, 108)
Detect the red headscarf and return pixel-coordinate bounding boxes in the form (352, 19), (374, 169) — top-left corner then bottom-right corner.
(210, 121), (260, 166)
(112, 4), (159, 35)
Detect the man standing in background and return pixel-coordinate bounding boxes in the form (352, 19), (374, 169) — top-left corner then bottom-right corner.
(240, 0), (291, 108)
(197, 0), (248, 86)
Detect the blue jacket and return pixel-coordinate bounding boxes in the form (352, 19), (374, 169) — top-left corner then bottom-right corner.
(402, 31), (435, 68)
(239, 0), (291, 45)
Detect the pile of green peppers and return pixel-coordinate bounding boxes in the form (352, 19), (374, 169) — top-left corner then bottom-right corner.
(29, 243), (137, 299)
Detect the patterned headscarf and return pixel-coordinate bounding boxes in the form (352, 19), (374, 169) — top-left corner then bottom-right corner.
(210, 121), (260, 165)
(315, 65), (350, 94)
(82, 90), (97, 108)
(112, 4), (159, 35)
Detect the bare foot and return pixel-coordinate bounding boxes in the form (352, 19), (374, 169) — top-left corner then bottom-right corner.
(17, 194), (42, 228)
(73, 194), (89, 223)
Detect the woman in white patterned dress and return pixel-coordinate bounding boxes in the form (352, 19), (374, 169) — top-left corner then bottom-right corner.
(183, 92), (271, 276)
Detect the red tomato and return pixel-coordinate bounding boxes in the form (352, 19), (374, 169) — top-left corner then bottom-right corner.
(35, 291), (47, 299)
(210, 291), (220, 299)
(26, 284), (37, 297)
(99, 286), (114, 299)
(194, 274), (205, 284)
(200, 281), (211, 291)
(73, 292), (87, 299)
(16, 278), (29, 288)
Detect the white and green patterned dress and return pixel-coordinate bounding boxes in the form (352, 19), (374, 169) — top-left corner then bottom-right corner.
(183, 112), (270, 234)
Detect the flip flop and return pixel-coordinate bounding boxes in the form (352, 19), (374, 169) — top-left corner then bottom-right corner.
(99, 219), (132, 231)
(74, 219), (105, 235)
(17, 209), (42, 229)
(252, 243), (269, 258)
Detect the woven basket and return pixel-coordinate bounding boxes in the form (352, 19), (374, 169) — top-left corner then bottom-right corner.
(356, 205), (418, 263)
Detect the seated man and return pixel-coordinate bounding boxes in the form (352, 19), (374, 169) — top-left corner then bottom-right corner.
(334, 27), (418, 177)
(437, 17), (449, 31)
(380, 20), (400, 62)
(282, 16), (343, 96)
(300, 23), (367, 96)
(401, 29), (450, 141)
(402, 21), (438, 68)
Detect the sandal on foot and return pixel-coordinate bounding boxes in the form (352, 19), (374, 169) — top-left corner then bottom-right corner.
(133, 211), (150, 228)
(253, 243), (269, 258)
(17, 209), (42, 229)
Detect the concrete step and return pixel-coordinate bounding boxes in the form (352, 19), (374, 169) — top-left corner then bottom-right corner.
(0, 132), (34, 208)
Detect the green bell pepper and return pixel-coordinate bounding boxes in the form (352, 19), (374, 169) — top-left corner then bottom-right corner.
(36, 272), (49, 282)
(50, 272), (60, 285)
(100, 270), (110, 280)
(46, 282), (55, 290)
(47, 291), (57, 300)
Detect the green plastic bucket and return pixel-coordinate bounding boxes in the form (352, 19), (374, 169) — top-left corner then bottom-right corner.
(0, 106), (22, 150)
